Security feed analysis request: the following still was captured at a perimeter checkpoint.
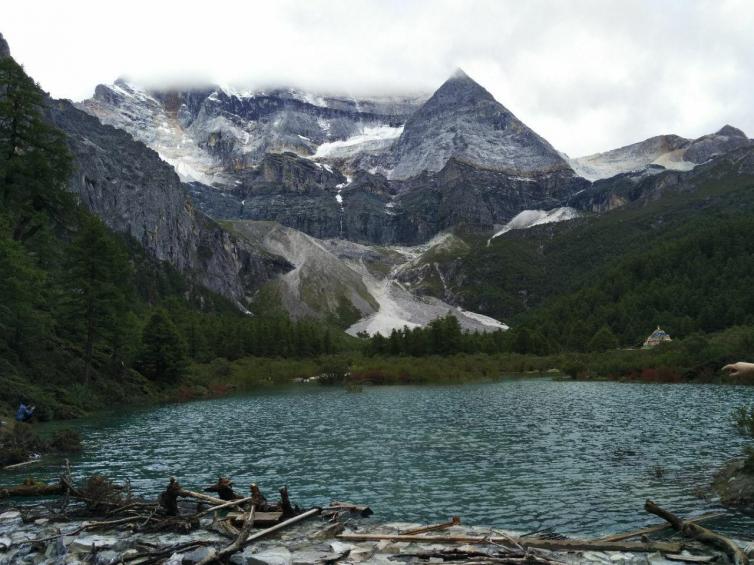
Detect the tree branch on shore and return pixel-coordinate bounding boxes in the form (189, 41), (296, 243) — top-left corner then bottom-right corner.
(644, 500), (749, 565)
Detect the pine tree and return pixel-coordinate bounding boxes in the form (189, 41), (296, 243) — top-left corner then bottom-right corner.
(60, 215), (132, 383)
(0, 57), (73, 242)
(588, 325), (619, 352)
(138, 310), (188, 382)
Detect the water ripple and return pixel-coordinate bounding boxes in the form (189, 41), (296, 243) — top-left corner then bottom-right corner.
(11, 379), (754, 537)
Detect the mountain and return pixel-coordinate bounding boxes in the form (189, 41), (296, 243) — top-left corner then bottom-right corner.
(44, 99), (291, 305)
(0, 36), (290, 307)
(79, 71), (587, 246)
(386, 69), (575, 180)
(426, 142), (754, 325)
(79, 80), (422, 185)
(569, 126), (751, 181)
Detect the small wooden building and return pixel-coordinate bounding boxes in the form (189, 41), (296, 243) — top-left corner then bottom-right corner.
(643, 326), (672, 349)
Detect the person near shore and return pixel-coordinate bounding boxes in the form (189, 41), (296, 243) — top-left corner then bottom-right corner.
(722, 362), (754, 378)
(15, 402), (35, 422)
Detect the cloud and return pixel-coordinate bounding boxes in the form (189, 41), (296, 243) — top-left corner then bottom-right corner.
(3, 0), (753, 155)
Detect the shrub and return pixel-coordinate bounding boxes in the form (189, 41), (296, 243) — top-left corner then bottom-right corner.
(49, 428), (82, 453)
(733, 405), (754, 437)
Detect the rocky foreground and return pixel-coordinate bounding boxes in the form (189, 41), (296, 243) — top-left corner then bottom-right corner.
(1, 506), (750, 565)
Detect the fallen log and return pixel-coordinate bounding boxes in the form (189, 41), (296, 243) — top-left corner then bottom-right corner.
(227, 511), (283, 527)
(665, 554), (715, 563)
(326, 500), (373, 517)
(0, 479), (64, 498)
(401, 516), (461, 535)
(179, 488), (226, 506)
(336, 533), (683, 553)
(1, 458), (41, 471)
(645, 500), (749, 565)
(197, 504), (256, 565)
(198, 507), (322, 564)
(194, 495), (254, 518)
(241, 507), (321, 543)
(597, 512), (723, 542)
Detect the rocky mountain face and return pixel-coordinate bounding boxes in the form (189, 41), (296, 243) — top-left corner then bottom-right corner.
(79, 70), (592, 245)
(227, 221), (508, 334)
(63, 48), (754, 332)
(0, 33), (9, 58)
(43, 98), (291, 305)
(1, 35), (293, 309)
(569, 143), (754, 213)
(385, 69), (575, 180)
(79, 80), (421, 185)
(569, 126), (751, 181)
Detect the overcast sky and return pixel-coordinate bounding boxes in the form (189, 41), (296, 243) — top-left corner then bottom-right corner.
(3, 0), (753, 156)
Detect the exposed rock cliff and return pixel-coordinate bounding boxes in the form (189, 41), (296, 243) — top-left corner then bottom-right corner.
(569, 144), (754, 213)
(569, 126), (751, 181)
(79, 80), (422, 185)
(0, 32), (9, 58)
(386, 69), (575, 180)
(43, 98), (291, 305)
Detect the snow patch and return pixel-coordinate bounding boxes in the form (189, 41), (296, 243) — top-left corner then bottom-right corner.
(489, 207), (580, 245)
(313, 125), (404, 159)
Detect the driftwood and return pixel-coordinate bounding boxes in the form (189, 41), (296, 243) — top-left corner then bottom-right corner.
(159, 477), (182, 515)
(227, 511), (283, 527)
(195, 495), (254, 518)
(241, 507), (321, 544)
(250, 483), (267, 508)
(198, 506), (321, 564)
(401, 516), (461, 535)
(597, 511), (724, 542)
(336, 533), (683, 553)
(179, 488), (226, 506)
(644, 500), (749, 565)
(204, 476), (240, 501)
(197, 504), (256, 565)
(1, 458), (41, 471)
(400, 548), (564, 565)
(0, 478), (65, 498)
(325, 500), (373, 517)
(665, 555), (716, 563)
(279, 486), (297, 518)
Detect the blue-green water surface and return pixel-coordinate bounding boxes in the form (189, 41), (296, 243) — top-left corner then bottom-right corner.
(6, 379), (754, 537)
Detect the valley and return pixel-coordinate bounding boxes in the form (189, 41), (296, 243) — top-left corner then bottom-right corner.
(3, 6), (754, 563)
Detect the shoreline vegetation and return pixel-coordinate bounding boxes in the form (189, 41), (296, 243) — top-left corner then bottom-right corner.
(5, 322), (754, 425)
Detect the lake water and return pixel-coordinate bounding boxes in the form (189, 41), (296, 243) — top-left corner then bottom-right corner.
(7, 379), (754, 537)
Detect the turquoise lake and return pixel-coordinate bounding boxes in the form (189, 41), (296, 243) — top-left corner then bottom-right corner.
(6, 379), (754, 537)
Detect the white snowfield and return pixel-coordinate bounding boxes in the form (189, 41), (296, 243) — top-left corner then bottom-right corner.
(313, 125), (404, 159)
(488, 207), (580, 245)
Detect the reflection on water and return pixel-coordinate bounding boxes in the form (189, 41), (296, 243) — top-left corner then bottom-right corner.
(8, 379), (754, 537)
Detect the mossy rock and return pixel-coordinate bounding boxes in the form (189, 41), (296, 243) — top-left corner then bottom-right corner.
(712, 458), (754, 512)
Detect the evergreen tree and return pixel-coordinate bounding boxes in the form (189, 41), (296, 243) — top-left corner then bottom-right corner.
(60, 215), (132, 383)
(138, 310), (188, 382)
(0, 235), (49, 362)
(588, 325), (619, 352)
(0, 57), (73, 242)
